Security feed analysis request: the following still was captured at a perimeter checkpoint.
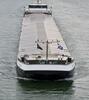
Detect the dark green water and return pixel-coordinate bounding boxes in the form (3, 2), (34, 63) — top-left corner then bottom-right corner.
(0, 0), (89, 100)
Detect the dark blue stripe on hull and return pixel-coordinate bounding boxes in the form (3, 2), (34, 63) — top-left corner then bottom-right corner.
(16, 66), (74, 80)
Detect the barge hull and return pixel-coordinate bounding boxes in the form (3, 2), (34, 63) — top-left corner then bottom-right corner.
(16, 4), (75, 80)
(16, 66), (74, 80)
(16, 60), (75, 80)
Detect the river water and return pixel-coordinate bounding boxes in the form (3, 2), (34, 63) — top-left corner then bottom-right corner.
(0, 0), (89, 100)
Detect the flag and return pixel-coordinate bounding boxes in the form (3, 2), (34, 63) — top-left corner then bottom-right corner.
(57, 44), (63, 50)
(37, 43), (43, 50)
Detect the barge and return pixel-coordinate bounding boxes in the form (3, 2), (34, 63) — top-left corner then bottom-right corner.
(16, 1), (75, 80)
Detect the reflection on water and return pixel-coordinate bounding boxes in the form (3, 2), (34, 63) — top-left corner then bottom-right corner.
(17, 79), (74, 94)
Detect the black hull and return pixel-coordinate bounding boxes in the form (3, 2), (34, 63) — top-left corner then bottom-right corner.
(16, 66), (74, 80)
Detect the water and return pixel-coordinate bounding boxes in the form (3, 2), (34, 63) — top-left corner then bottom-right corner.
(0, 0), (89, 100)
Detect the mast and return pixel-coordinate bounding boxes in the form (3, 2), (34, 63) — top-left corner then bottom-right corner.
(46, 40), (48, 60)
(35, 40), (60, 60)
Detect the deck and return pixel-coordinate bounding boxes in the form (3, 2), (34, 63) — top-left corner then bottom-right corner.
(18, 13), (70, 59)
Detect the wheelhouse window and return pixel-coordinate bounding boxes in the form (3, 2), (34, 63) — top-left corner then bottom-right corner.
(29, 5), (47, 9)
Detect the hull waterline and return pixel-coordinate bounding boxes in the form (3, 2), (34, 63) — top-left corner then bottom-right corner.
(16, 60), (75, 80)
